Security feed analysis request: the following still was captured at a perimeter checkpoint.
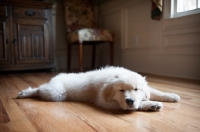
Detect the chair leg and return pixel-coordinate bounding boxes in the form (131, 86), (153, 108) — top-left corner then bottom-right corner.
(79, 42), (83, 72)
(91, 44), (96, 69)
(67, 44), (71, 72)
(109, 42), (114, 65)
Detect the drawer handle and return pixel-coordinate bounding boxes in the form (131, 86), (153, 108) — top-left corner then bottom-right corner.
(25, 10), (36, 16)
(13, 38), (17, 44)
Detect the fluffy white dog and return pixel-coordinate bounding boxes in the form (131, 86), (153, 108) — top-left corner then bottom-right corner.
(17, 66), (180, 111)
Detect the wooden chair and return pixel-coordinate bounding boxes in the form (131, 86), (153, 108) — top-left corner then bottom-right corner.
(63, 0), (115, 72)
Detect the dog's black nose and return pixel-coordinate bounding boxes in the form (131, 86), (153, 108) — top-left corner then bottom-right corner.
(126, 99), (134, 105)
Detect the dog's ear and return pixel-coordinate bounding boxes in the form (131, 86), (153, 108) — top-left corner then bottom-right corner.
(145, 89), (150, 100)
(143, 77), (150, 100)
(103, 84), (119, 102)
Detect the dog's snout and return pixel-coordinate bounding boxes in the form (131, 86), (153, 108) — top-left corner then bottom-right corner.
(126, 98), (134, 105)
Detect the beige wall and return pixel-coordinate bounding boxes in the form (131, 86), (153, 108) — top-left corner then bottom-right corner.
(99, 0), (200, 80)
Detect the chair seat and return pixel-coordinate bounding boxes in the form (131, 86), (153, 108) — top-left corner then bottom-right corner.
(68, 28), (115, 43)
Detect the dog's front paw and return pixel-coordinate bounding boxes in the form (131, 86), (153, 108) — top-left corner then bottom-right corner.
(139, 101), (163, 111)
(149, 102), (163, 111)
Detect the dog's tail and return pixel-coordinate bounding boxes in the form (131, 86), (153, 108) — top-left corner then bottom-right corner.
(17, 87), (39, 99)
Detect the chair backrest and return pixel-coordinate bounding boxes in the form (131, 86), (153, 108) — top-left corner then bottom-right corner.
(64, 0), (96, 33)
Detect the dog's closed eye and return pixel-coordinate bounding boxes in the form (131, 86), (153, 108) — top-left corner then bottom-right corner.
(135, 88), (138, 91)
(120, 89), (124, 92)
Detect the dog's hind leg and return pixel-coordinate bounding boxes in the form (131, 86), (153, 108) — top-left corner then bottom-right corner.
(149, 86), (180, 102)
(17, 83), (67, 102)
(17, 87), (39, 99)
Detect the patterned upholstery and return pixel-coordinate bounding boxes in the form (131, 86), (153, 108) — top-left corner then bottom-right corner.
(68, 28), (115, 43)
(64, 0), (115, 43)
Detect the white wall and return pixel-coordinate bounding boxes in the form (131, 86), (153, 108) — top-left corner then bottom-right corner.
(99, 0), (200, 80)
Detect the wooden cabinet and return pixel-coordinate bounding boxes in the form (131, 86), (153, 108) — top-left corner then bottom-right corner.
(0, 1), (55, 71)
(0, 6), (10, 66)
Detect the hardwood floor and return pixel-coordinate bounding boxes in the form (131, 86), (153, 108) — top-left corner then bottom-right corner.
(0, 72), (200, 132)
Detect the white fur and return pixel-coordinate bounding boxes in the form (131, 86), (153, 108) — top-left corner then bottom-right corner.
(17, 66), (180, 111)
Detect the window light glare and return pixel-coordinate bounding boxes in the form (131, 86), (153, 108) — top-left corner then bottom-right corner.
(177, 0), (197, 12)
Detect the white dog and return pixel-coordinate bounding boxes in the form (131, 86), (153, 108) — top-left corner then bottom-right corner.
(17, 66), (180, 111)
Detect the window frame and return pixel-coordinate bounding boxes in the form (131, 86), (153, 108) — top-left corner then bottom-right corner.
(173, 0), (200, 17)
(164, 0), (200, 19)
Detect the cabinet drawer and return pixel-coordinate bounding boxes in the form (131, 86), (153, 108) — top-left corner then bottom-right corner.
(13, 7), (47, 18)
(0, 6), (7, 16)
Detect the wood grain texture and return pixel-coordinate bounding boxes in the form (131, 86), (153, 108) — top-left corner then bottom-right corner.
(0, 100), (10, 123)
(0, 72), (200, 132)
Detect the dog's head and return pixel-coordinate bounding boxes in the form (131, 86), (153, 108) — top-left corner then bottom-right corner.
(103, 74), (149, 110)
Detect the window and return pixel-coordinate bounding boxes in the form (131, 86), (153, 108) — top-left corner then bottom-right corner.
(172, 0), (200, 18)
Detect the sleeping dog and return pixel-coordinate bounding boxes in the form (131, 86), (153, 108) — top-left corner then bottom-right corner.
(17, 66), (180, 111)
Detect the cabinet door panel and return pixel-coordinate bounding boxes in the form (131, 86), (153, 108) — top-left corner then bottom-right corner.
(14, 19), (49, 64)
(0, 19), (10, 65)
(19, 33), (45, 59)
(32, 34), (44, 58)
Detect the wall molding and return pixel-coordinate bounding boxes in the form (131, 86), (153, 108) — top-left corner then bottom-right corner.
(164, 32), (200, 48)
(162, 13), (200, 49)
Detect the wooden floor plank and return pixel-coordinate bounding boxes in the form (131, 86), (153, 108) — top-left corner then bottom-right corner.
(0, 100), (10, 123)
(65, 102), (146, 132)
(0, 122), (15, 132)
(0, 95), (37, 132)
(16, 99), (102, 132)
